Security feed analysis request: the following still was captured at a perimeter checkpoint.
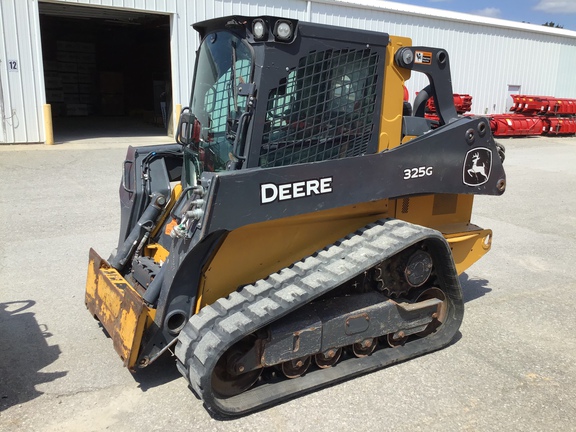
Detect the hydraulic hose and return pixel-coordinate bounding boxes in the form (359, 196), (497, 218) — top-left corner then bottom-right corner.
(142, 264), (165, 306)
(413, 84), (432, 118)
(109, 192), (166, 272)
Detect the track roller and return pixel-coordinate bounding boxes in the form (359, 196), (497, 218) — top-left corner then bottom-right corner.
(314, 348), (342, 368)
(281, 356), (311, 378)
(352, 338), (378, 357)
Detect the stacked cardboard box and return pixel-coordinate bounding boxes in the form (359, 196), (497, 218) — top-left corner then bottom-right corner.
(44, 40), (96, 116)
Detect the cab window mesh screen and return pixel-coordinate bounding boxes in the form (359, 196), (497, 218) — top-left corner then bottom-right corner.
(260, 49), (379, 168)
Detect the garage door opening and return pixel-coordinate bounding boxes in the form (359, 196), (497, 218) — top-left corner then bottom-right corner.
(39, 3), (172, 142)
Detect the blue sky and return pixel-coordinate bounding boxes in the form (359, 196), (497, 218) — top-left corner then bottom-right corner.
(390, 0), (576, 30)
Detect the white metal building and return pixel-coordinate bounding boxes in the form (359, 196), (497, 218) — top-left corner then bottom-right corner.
(1, 0), (576, 144)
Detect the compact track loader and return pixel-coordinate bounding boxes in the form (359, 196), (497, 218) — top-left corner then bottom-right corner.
(86, 16), (506, 416)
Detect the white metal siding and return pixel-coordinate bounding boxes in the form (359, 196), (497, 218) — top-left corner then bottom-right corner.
(173, 0), (309, 107)
(2, 0), (576, 143)
(0, 0), (45, 143)
(310, 1), (576, 114)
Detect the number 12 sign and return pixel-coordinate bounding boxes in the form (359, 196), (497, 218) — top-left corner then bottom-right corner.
(8, 60), (19, 72)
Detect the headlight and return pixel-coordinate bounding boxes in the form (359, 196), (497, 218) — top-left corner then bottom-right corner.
(252, 19), (267, 40)
(274, 20), (293, 41)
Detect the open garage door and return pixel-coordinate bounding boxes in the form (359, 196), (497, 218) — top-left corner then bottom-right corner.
(39, 2), (172, 142)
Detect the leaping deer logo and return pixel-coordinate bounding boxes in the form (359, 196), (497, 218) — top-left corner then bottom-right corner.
(467, 152), (488, 180)
(463, 148), (492, 186)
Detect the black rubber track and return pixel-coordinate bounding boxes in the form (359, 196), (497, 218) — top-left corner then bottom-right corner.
(175, 218), (464, 416)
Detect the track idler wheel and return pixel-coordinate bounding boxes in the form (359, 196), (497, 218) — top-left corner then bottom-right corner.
(314, 348), (342, 368)
(211, 336), (262, 398)
(352, 338), (378, 357)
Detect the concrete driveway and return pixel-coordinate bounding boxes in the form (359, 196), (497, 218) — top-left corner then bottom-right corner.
(1, 135), (575, 431)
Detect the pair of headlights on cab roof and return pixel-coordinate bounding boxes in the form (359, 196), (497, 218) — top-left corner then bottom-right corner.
(251, 18), (294, 42)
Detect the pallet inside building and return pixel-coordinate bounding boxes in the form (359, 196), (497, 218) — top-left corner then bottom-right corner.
(44, 40), (97, 117)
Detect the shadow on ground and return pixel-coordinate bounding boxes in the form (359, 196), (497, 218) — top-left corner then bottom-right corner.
(132, 349), (183, 392)
(52, 116), (168, 143)
(460, 273), (492, 303)
(0, 301), (67, 411)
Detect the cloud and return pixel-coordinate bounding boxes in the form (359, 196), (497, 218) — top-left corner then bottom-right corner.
(471, 7), (502, 18)
(534, 0), (576, 13)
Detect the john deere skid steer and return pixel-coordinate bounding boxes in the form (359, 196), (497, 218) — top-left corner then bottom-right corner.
(86, 16), (506, 416)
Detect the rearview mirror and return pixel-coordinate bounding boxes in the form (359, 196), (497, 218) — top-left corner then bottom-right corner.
(176, 107), (201, 149)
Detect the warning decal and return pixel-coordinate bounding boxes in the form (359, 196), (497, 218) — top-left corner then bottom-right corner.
(415, 51), (432, 65)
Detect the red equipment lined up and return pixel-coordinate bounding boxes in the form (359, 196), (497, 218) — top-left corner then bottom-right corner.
(426, 93), (473, 114)
(489, 114), (543, 137)
(421, 93), (576, 137)
(492, 94), (576, 137)
(543, 116), (576, 135)
(510, 95), (576, 116)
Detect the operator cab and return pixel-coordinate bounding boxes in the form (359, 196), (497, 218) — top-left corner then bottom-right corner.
(176, 16), (390, 184)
